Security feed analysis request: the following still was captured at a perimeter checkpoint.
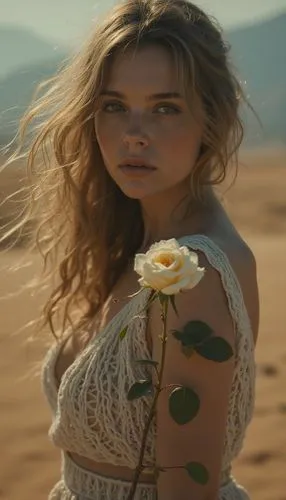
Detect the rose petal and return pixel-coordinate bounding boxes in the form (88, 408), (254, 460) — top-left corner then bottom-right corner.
(141, 262), (174, 289)
(147, 238), (180, 256)
(134, 254), (147, 275)
(161, 276), (187, 295)
(134, 238), (204, 293)
(185, 267), (205, 289)
(151, 250), (182, 271)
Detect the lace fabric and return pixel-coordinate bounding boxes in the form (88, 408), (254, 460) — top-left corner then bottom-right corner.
(42, 235), (256, 499)
(48, 452), (250, 500)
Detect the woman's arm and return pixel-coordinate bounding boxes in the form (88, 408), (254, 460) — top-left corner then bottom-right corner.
(149, 252), (235, 500)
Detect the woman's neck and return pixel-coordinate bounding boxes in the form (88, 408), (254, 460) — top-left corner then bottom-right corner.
(139, 187), (219, 252)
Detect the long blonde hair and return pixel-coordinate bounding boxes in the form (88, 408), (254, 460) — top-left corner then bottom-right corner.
(2, 0), (251, 339)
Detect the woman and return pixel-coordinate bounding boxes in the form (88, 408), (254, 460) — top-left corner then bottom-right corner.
(11, 0), (259, 498)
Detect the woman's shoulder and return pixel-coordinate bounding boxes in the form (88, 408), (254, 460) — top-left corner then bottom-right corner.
(179, 226), (259, 343)
(176, 211), (256, 277)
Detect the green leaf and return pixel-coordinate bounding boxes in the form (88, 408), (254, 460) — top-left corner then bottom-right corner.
(185, 462), (209, 485)
(135, 359), (158, 367)
(169, 386), (200, 425)
(195, 336), (233, 362)
(182, 321), (213, 346)
(171, 321), (213, 348)
(170, 295), (179, 317)
(119, 325), (128, 340)
(127, 380), (153, 401)
(171, 329), (184, 341)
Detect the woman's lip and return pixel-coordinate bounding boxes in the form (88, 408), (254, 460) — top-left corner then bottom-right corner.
(119, 164), (156, 177)
(119, 162), (156, 169)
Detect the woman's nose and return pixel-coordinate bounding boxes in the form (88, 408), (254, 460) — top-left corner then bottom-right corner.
(122, 118), (149, 148)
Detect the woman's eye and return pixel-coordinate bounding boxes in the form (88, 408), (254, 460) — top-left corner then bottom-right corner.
(156, 105), (181, 115)
(102, 102), (126, 113)
(100, 102), (180, 115)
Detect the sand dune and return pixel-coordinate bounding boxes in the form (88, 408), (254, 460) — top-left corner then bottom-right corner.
(0, 148), (286, 500)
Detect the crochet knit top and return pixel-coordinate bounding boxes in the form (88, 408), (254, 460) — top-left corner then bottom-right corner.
(42, 235), (256, 500)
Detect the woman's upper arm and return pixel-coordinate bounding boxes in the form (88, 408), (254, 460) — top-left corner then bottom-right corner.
(149, 252), (235, 500)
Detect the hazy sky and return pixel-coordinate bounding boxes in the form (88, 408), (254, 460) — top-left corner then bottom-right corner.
(1, 0), (286, 45)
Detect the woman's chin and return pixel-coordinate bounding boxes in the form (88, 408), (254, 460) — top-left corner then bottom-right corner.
(120, 190), (148, 200)
(118, 183), (154, 200)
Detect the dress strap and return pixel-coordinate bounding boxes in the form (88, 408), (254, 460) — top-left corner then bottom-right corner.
(177, 234), (254, 354)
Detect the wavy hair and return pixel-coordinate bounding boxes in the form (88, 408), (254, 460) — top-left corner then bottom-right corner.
(2, 0), (252, 340)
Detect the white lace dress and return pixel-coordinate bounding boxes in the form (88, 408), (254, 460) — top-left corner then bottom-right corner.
(41, 235), (256, 499)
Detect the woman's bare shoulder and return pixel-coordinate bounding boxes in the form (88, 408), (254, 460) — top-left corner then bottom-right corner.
(204, 226), (259, 343)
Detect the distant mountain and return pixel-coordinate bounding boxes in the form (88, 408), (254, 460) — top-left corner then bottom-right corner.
(226, 12), (286, 145)
(0, 26), (68, 143)
(227, 13), (286, 93)
(0, 13), (286, 147)
(0, 25), (67, 78)
(0, 56), (67, 140)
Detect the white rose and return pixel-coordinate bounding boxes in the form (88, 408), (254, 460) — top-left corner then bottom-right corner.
(134, 238), (205, 295)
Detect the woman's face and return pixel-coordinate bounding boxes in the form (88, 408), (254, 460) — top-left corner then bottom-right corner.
(94, 43), (204, 201)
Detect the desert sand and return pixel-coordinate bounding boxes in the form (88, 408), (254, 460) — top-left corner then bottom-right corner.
(0, 148), (286, 500)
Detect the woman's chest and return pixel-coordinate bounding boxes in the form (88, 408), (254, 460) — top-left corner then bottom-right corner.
(47, 283), (156, 466)
(54, 267), (142, 388)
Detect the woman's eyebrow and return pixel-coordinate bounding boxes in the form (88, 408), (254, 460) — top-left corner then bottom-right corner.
(100, 90), (183, 100)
